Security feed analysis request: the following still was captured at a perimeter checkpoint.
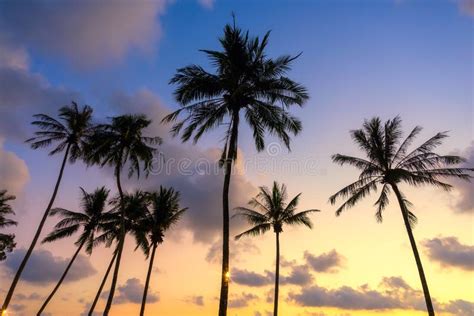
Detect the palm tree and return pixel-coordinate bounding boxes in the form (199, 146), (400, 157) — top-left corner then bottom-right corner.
(329, 116), (473, 316)
(163, 20), (308, 315)
(138, 186), (187, 316)
(0, 190), (17, 261)
(234, 182), (318, 316)
(37, 187), (113, 315)
(86, 115), (161, 315)
(2, 102), (94, 313)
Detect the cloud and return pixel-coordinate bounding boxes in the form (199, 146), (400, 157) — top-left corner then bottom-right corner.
(0, 139), (29, 195)
(443, 299), (474, 315)
(455, 0), (474, 17)
(198, 0), (215, 9)
(0, 66), (79, 141)
(304, 250), (345, 273)
(231, 269), (273, 287)
(280, 265), (313, 286)
(423, 236), (474, 271)
(187, 295), (204, 306)
(206, 238), (260, 265)
(16, 292), (41, 300)
(450, 142), (474, 213)
(228, 292), (258, 308)
(103, 278), (159, 305)
(4, 248), (96, 284)
(113, 89), (258, 243)
(288, 276), (425, 311)
(0, 0), (167, 68)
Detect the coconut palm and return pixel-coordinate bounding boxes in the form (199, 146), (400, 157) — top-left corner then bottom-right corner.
(85, 115), (161, 314)
(234, 182), (318, 316)
(138, 187), (187, 316)
(0, 190), (17, 261)
(37, 187), (113, 315)
(2, 102), (94, 313)
(329, 116), (473, 316)
(86, 190), (151, 315)
(163, 20), (308, 315)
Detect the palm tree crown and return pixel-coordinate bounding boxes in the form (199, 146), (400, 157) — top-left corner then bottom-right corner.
(43, 187), (113, 254)
(235, 181), (318, 238)
(329, 116), (473, 222)
(26, 101), (94, 162)
(163, 22), (308, 162)
(86, 114), (161, 177)
(0, 190), (17, 261)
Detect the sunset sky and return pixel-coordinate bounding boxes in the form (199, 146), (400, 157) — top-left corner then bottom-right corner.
(0, 0), (473, 315)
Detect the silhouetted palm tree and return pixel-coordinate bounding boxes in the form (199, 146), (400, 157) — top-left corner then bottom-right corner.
(86, 190), (151, 315)
(0, 190), (17, 261)
(86, 115), (161, 315)
(329, 116), (473, 316)
(37, 187), (113, 315)
(234, 182), (318, 316)
(138, 187), (187, 316)
(2, 102), (94, 313)
(163, 20), (308, 315)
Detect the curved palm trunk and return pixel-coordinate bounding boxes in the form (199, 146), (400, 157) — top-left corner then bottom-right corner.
(88, 251), (117, 316)
(103, 168), (125, 315)
(218, 112), (239, 316)
(140, 243), (157, 316)
(391, 184), (435, 316)
(37, 239), (85, 315)
(1, 144), (71, 313)
(273, 232), (280, 316)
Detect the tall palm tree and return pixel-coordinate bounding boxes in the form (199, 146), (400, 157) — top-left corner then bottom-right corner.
(2, 102), (94, 313)
(234, 182), (318, 316)
(138, 186), (187, 316)
(163, 21), (308, 315)
(329, 116), (473, 316)
(37, 187), (113, 315)
(86, 115), (161, 315)
(87, 191), (150, 316)
(0, 190), (17, 261)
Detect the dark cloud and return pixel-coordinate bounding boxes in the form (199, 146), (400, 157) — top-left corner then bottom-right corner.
(232, 269), (273, 287)
(101, 278), (159, 305)
(280, 265), (313, 286)
(450, 142), (474, 213)
(304, 250), (345, 273)
(0, 0), (166, 68)
(443, 299), (474, 316)
(0, 67), (79, 141)
(187, 295), (204, 306)
(4, 248), (96, 284)
(232, 265), (312, 287)
(114, 90), (258, 243)
(423, 236), (474, 271)
(288, 276), (426, 311)
(16, 292), (41, 300)
(228, 292), (258, 308)
(206, 238), (260, 265)
(0, 139), (29, 195)
(456, 0), (474, 17)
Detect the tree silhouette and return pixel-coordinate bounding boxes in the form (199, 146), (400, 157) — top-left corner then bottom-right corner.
(0, 190), (17, 261)
(234, 182), (318, 316)
(38, 187), (114, 315)
(2, 102), (94, 313)
(163, 20), (308, 315)
(85, 115), (160, 315)
(330, 116), (473, 316)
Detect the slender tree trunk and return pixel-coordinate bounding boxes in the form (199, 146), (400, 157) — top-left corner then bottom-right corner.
(140, 243), (157, 316)
(88, 251), (117, 316)
(37, 239), (85, 315)
(1, 144), (71, 313)
(391, 184), (435, 316)
(273, 232), (280, 316)
(218, 112), (239, 316)
(103, 167), (125, 315)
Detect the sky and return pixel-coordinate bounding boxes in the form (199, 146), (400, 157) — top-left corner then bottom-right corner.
(0, 0), (473, 315)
